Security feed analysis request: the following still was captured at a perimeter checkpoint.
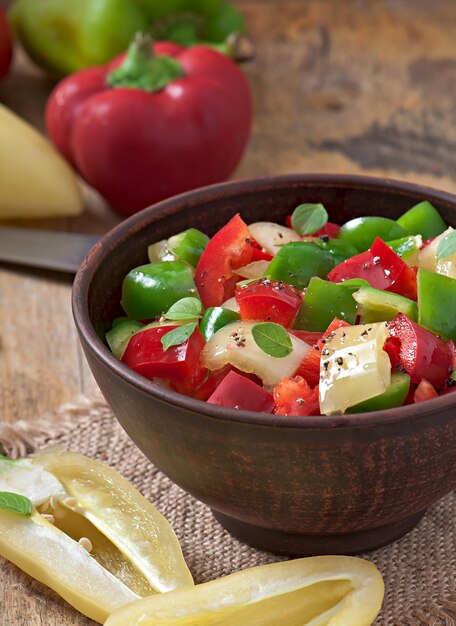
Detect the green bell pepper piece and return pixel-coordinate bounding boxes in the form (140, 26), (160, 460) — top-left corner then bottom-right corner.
(200, 307), (240, 341)
(265, 242), (333, 290)
(397, 201), (447, 240)
(353, 285), (418, 323)
(111, 316), (130, 329)
(167, 228), (209, 268)
(338, 217), (407, 252)
(310, 237), (359, 266)
(417, 268), (456, 341)
(11, 0), (246, 77)
(106, 320), (144, 359)
(293, 278), (358, 331)
(385, 235), (422, 264)
(347, 373), (410, 413)
(121, 261), (197, 320)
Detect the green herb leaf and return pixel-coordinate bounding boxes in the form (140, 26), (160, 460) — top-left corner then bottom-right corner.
(161, 322), (197, 351)
(0, 491), (32, 516)
(451, 370), (456, 382)
(291, 203), (328, 236)
(0, 454), (16, 463)
(164, 297), (203, 321)
(436, 230), (456, 260)
(251, 322), (293, 358)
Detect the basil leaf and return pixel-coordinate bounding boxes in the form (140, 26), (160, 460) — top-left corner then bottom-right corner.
(0, 491), (32, 516)
(436, 230), (456, 260)
(251, 322), (293, 358)
(161, 322), (197, 351)
(164, 297), (203, 321)
(0, 454), (16, 463)
(291, 203), (328, 236)
(451, 370), (456, 382)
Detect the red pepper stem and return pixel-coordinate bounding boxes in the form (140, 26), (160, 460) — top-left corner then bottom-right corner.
(106, 32), (184, 93)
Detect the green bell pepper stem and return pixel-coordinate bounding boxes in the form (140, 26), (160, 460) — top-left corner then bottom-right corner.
(200, 307), (240, 341)
(417, 268), (456, 341)
(353, 285), (418, 323)
(121, 261), (197, 320)
(107, 33), (184, 92)
(293, 277), (358, 332)
(338, 217), (407, 252)
(265, 242), (333, 290)
(106, 320), (144, 359)
(347, 373), (410, 413)
(397, 201), (447, 240)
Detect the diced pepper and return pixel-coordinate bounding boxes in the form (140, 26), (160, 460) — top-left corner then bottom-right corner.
(121, 325), (207, 392)
(338, 216), (407, 252)
(414, 379), (439, 403)
(0, 451), (193, 624)
(294, 277), (358, 331)
(121, 261), (197, 320)
(249, 238), (274, 262)
(386, 235), (422, 266)
(396, 201), (447, 239)
(195, 214), (253, 309)
(208, 370), (274, 413)
(387, 313), (452, 389)
(347, 373), (410, 413)
(353, 285), (418, 323)
(235, 278), (302, 327)
(328, 238), (417, 301)
(295, 318), (351, 387)
(319, 322), (391, 415)
(417, 268), (456, 342)
(105, 556), (384, 626)
(148, 228), (209, 268)
(266, 242), (333, 290)
(106, 320), (144, 359)
(288, 329), (323, 346)
(273, 376), (320, 416)
(311, 237), (359, 266)
(200, 307), (240, 342)
(311, 221), (341, 238)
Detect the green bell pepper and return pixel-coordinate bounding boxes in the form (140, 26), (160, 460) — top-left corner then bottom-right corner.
(385, 235), (422, 265)
(396, 201), (447, 240)
(347, 373), (410, 413)
(338, 217), (407, 252)
(106, 319), (144, 359)
(10, 0), (247, 77)
(310, 237), (359, 266)
(148, 228), (209, 268)
(417, 268), (456, 341)
(265, 242), (333, 290)
(353, 285), (418, 323)
(293, 277), (359, 331)
(200, 306), (240, 341)
(121, 261), (197, 320)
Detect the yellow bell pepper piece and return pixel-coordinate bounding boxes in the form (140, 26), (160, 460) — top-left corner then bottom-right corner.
(0, 450), (193, 623)
(0, 104), (82, 218)
(105, 555), (384, 626)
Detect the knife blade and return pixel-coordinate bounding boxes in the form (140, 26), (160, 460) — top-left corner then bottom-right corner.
(0, 226), (100, 273)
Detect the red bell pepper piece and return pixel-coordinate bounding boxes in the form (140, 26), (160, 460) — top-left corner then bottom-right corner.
(295, 318), (350, 387)
(208, 370), (274, 413)
(195, 214), (253, 309)
(46, 38), (252, 216)
(121, 324), (206, 393)
(387, 314), (452, 389)
(311, 222), (341, 238)
(328, 237), (417, 300)
(235, 278), (302, 327)
(249, 238), (273, 262)
(0, 8), (12, 80)
(414, 379), (439, 403)
(288, 329), (324, 346)
(273, 376), (320, 416)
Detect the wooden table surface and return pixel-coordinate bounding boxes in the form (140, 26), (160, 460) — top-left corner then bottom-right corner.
(1, 0), (456, 623)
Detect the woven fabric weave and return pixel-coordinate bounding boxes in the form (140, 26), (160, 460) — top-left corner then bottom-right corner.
(0, 395), (455, 625)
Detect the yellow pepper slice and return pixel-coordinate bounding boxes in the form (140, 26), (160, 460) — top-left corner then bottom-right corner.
(105, 555), (384, 626)
(0, 450), (193, 623)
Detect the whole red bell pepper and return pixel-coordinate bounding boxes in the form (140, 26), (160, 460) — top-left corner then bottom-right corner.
(46, 36), (252, 216)
(0, 8), (13, 80)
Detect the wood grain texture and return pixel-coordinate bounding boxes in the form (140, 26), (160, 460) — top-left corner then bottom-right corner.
(1, 0), (456, 623)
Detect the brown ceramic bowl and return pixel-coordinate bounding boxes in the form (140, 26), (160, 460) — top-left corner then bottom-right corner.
(72, 174), (456, 555)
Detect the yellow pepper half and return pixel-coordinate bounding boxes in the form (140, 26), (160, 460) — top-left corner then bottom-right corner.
(106, 555), (385, 626)
(0, 450), (193, 623)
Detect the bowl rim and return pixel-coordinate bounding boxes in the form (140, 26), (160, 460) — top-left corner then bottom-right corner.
(72, 172), (456, 429)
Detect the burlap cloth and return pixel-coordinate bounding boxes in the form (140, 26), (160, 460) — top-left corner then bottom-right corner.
(0, 395), (455, 626)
